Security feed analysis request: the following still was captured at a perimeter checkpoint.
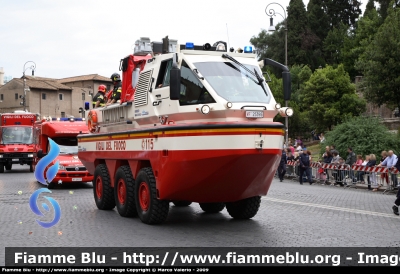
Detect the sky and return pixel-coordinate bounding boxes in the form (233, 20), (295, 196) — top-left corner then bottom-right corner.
(0, 0), (366, 80)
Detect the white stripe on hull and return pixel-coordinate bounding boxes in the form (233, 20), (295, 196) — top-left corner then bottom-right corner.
(79, 135), (284, 152)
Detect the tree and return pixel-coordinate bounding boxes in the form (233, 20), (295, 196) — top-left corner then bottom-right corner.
(324, 0), (363, 29)
(377, 0), (392, 20)
(323, 22), (349, 65)
(287, 0), (309, 66)
(250, 26), (286, 77)
(322, 116), (400, 159)
(341, 2), (381, 80)
(355, 3), (400, 110)
(306, 0), (330, 69)
(268, 67), (313, 139)
(300, 64), (366, 132)
(307, 0), (330, 42)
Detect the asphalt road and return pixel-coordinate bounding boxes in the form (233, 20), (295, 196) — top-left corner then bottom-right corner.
(1, 165), (399, 265)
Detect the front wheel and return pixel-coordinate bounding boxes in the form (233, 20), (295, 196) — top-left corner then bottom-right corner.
(0, 164), (4, 173)
(29, 163), (34, 172)
(135, 167), (169, 224)
(114, 166), (137, 217)
(226, 196), (261, 219)
(5, 163), (12, 171)
(199, 203), (225, 213)
(93, 164), (115, 210)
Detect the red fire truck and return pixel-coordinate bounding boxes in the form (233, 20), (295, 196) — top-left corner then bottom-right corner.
(0, 111), (37, 173)
(78, 37), (293, 224)
(33, 116), (93, 188)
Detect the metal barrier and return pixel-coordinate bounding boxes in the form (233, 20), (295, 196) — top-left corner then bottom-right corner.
(310, 162), (326, 184)
(278, 161), (399, 194)
(383, 168), (399, 194)
(285, 161), (298, 181)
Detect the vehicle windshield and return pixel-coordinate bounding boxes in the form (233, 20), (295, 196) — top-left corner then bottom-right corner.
(1, 126), (33, 144)
(194, 62), (272, 104)
(52, 137), (78, 155)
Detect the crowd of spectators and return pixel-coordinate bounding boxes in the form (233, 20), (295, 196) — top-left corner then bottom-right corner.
(279, 137), (400, 190)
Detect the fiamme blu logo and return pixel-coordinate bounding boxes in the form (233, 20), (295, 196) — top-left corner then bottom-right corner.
(29, 138), (61, 228)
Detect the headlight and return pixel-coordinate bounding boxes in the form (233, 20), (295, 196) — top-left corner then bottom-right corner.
(0, 154), (3, 158)
(201, 105), (211, 115)
(275, 103), (281, 109)
(27, 154), (33, 157)
(285, 108), (294, 117)
(226, 102), (233, 108)
(58, 165), (66, 170)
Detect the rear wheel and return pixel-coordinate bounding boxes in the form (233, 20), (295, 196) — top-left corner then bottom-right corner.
(93, 164), (115, 210)
(5, 163), (12, 171)
(199, 203), (225, 213)
(114, 166), (137, 217)
(226, 196), (261, 219)
(173, 201), (192, 207)
(0, 164), (4, 173)
(135, 167), (169, 224)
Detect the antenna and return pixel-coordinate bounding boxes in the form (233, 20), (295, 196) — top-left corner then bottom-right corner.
(226, 23), (231, 50)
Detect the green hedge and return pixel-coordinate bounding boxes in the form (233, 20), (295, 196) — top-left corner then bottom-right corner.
(320, 116), (400, 161)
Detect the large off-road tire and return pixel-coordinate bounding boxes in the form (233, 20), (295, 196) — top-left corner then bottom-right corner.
(173, 201), (192, 207)
(226, 196), (261, 219)
(114, 166), (137, 217)
(135, 167), (169, 224)
(199, 202), (225, 213)
(0, 164), (4, 173)
(93, 164), (115, 210)
(5, 163), (12, 171)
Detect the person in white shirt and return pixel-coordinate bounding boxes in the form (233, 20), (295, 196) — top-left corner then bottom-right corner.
(357, 155), (370, 183)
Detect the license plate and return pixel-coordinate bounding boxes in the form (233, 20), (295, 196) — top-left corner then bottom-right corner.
(246, 111), (263, 118)
(72, 178), (82, 181)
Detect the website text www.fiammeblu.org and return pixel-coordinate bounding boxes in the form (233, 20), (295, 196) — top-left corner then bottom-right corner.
(6, 251), (400, 268)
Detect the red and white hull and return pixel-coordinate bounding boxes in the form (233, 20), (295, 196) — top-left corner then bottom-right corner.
(78, 122), (284, 203)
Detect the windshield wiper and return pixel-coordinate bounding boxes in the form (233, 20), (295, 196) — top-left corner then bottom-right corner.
(222, 54), (268, 96)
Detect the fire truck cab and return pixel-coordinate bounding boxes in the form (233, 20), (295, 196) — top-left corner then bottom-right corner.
(33, 116), (93, 188)
(0, 111), (37, 173)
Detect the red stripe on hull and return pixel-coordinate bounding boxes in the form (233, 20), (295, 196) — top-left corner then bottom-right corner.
(79, 148), (281, 203)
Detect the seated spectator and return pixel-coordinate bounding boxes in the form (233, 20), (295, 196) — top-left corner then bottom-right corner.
(328, 151), (340, 185)
(286, 150), (295, 176)
(316, 158), (327, 183)
(334, 157), (346, 186)
(356, 155), (363, 166)
(357, 155), (369, 183)
(380, 151), (389, 186)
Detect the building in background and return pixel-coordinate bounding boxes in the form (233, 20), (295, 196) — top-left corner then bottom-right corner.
(0, 74), (112, 117)
(0, 67), (4, 86)
(355, 76), (394, 118)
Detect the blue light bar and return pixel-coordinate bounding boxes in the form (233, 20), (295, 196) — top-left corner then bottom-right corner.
(185, 42), (194, 49)
(244, 46), (252, 53)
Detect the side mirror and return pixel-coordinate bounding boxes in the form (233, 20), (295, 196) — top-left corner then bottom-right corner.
(282, 71), (291, 101)
(169, 65), (181, 100)
(37, 149), (45, 158)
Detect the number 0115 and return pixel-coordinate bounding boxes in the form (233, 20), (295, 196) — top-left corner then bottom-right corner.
(142, 139), (154, 150)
